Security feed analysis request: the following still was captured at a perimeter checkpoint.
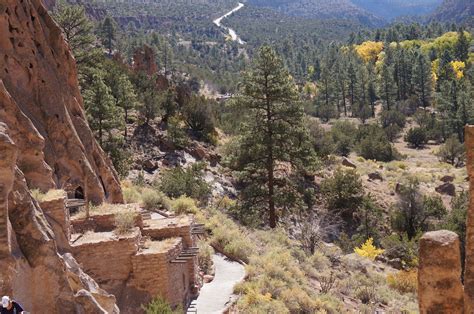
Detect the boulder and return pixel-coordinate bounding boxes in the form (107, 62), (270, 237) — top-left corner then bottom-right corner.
(188, 144), (208, 160)
(143, 159), (158, 173)
(342, 158), (356, 168)
(440, 175), (455, 183)
(435, 182), (455, 196)
(368, 172), (383, 181)
(418, 230), (463, 313)
(387, 258), (403, 270)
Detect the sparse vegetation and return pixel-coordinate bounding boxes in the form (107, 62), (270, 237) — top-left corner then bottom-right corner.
(387, 270), (418, 294)
(170, 196), (198, 215)
(437, 136), (465, 166)
(159, 163), (211, 201)
(31, 189), (65, 202)
(141, 189), (171, 211)
(142, 296), (181, 314)
(197, 240), (214, 275)
(114, 210), (136, 234)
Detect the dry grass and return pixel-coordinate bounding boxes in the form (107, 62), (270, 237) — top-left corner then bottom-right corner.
(31, 189), (65, 202)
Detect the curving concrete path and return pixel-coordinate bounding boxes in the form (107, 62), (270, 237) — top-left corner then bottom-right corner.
(190, 253), (245, 314)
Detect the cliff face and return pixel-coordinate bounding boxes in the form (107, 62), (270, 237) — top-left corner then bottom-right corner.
(0, 0), (123, 311)
(0, 0), (123, 204)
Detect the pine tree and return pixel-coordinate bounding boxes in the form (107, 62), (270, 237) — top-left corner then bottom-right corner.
(52, 0), (96, 65)
(455, 28), (469, 62)
(229, 46), (317, 228)
(83, 73), (123, 145)
(379, 63), (397, 111)
(100, 17), (117, 56)
(113, 74), (137, 138)
(347, 61), (357, 115)
(414, 51), (432, 108)
(315, 66), (337, 122)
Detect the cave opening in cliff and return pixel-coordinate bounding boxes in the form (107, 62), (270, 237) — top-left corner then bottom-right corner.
(74, 186), (84, 200)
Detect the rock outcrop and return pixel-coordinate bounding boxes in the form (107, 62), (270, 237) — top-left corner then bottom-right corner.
(418, 230), (464, 313)
(465, 125), (474, 313)
(0, 0), (123, 204)
(0, 0), (123, 311)
(0, 124), (118, 313)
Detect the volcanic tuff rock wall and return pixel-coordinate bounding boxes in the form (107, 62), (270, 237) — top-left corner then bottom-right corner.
(0, 0), (123, 311)
(418, 125), (474, 313)
(0, 0), (123, 204)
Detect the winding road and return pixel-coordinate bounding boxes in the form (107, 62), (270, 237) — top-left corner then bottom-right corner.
(213, 3), (245, 44)
(189, 254), (245, 314)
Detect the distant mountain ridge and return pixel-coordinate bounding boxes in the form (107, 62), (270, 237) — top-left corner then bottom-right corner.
(247, 0), (384, 27)
(352, 0), (443, 21)
(429, 0), (474, 27)
(246, 0), (444, 26)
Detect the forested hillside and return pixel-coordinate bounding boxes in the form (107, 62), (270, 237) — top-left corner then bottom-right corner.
(247, 0), (384, 27)
(429, 0), (474, 27)
(353, 0), (442, 21)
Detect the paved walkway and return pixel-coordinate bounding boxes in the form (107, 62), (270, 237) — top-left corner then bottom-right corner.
(191, 253), (245, 314)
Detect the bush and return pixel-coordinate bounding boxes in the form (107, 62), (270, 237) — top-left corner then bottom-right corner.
(182, 95), (216, 142)
(380, 109), (406, 127)
(404, 127), (427, 148)
(414, 109), (444, 143)
(354, 238), (384, 260)
(142, 296), (181, 314)
(159, 163), (211, 201)
(387, 270), (417, 294)
(331, 120), (357, 156)
(102, 135), (132, 179)
(391, 177), (446, 239)
(436, 136), (465, 166)
(114, 211), (136, 234)
(122, 184), (141, 204)
(307, 120), (336, 158)
(141, 189), (171, 211)
(197, 240), (214, 274)
(205, 209), (255, 263)
(321, 167), (364, 215)
(170, 196), (198, 215)
(381, 233), (419, 267)
(356, 124), (396, 161)
(167, 116), (188, 149)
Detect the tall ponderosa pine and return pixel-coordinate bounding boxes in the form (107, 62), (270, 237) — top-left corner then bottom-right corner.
(315, 65), (337, 122)
(230, 46), (316, 228)
(379, 62), (397, 111)
(414, 51), (432, 108)
(100, 17), (117, 56)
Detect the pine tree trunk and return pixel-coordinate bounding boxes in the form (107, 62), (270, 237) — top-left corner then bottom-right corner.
(124, 109), (128, 139)
(266, 87), (276, 229)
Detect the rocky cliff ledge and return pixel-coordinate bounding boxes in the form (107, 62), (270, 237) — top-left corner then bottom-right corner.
(0, 0), (124, 311)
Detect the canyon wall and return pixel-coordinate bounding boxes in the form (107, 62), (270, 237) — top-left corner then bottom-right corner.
(0, 0), (124, 311)
(0, 0), (123, 204)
